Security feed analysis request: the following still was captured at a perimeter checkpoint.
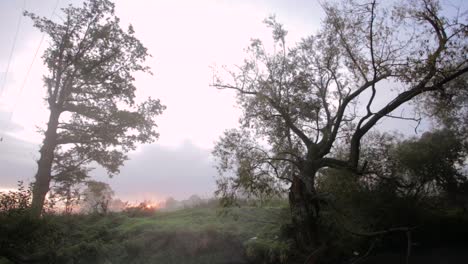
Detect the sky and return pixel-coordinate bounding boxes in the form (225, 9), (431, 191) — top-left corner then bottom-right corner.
(0, 0), (325, 200)
(0, 0), (441, 201)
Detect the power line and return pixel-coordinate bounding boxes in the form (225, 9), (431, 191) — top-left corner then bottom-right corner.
(17, 0), (61, 99)
(1, 0), (61, 142)
(0, 0), (27, 96)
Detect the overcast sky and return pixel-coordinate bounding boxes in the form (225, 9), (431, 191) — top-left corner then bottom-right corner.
(0, 0), (439, 201)
(0, 0), (325, 200)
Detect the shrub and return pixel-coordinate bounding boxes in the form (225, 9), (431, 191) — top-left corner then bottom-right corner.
(244, 238), (291, 264)
(0, 181), (31, 214)
(123, 201), (157, 217)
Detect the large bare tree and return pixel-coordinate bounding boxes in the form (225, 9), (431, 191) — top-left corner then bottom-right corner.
(213, 0), (467, 250)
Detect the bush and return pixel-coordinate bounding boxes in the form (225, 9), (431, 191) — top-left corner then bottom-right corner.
(0, 182), (62, 263)
(0, 181), (31, 214)
(123, 202), (157, 217)
(244, 238), (291, 264)
(0, 212), (63, 263)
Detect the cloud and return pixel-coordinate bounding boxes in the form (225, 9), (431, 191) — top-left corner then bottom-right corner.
(0, 135), (218, 201)
(92, 140), (218, 202)
(0, 110), (24, 133)
(0, 0), (430, 201)
(0, 133), (39, 189)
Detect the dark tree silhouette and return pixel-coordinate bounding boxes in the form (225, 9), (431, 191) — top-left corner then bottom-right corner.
(213, 0), (467, 250)
(25, 0), (165, 217)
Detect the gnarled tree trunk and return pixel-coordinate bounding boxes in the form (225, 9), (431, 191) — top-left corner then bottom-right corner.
(289, 165), (321, 252)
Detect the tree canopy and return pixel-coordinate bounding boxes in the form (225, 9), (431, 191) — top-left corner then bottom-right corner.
(26, 0), (165, 216)
(213, 0), (467, 201)
(81, 180), (114, 214)
(213, 0), (467, 249)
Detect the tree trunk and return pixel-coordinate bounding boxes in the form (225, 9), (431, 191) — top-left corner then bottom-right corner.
(289, 168), (320, 252)
(30, 109), (60, 217)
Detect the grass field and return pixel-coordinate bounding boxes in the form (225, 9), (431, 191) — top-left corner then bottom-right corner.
(16, 206), (293, 264)
(105, 207), (290, 263)
(2, 204), (468, 263)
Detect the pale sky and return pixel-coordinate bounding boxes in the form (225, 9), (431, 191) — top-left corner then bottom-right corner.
(0, 0), (443, 201)
(0, 0), (323, 146)
(0, 0), (324, 200)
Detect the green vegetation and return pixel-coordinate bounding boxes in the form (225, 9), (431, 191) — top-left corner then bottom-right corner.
(0, 197), (294, 264)
(212, 0), (468, 254)
(1, 180), (468, 263)
(120, 207), (287, 239)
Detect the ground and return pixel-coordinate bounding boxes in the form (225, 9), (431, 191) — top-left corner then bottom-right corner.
(0, 206), (291, 264)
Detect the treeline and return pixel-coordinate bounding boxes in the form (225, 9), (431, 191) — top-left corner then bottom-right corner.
(0, 185), (284, 264)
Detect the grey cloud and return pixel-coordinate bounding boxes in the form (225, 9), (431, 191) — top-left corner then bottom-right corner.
(93, 140), (218, 201)
(0, 110), (38, 169)
(0, 136), (218, 201)
(0, 134), (38, 189)
(0, 110), (24, 133)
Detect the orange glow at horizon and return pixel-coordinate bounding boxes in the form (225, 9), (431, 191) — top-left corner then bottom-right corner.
(127, 199), (164, 210)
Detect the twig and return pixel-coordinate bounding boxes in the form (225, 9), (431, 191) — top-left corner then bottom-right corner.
(344, 226), (415, 237)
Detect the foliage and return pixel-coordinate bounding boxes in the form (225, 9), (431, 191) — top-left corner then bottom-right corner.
(0, 183), (62, 263)
(212, 0), (467, 253)
(212, 0), (467, 209)
(123, 201), (157, 217)
(355, 129), (468, 209)
(0, 182), (32, 214)
(25, 0), (165, 214)
(0, 214), (63, 264)
(109, 198), (128, 212)
(393, 129), (467, 200)
(0, 182), (55, 215)
(316, 129), (468, 261)
(164, 197), (178, 208)
(244, 238), (292, 264)
(0, 203), (291, 264)
(0, 197), (466, 263)
(213, 129), (289, 207)
(50, 172), (86, 214)
(419, 70), (468, 138)
(81, 180), (114, 214)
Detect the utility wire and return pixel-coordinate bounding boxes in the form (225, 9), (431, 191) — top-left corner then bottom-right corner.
(0, 0), (27, 96)
(1, 0), (61, 142)
(14, 0), (61, 104)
